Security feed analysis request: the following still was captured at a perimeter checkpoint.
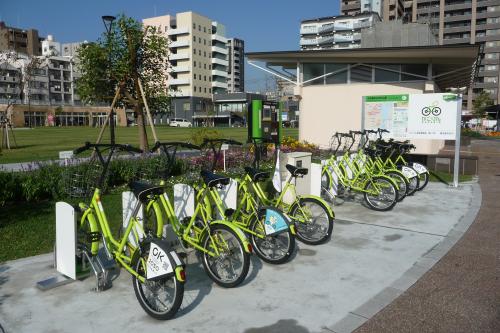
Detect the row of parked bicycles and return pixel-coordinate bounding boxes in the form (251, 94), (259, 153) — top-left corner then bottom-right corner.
(320, 128), (430, 211)
(65, 128), (429, 320)
(67, 137), (334, 320)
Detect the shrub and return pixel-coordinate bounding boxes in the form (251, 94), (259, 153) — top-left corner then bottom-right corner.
(190, 128), (223, 146)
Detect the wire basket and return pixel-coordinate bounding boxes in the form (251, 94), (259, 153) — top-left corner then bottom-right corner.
(63, 156), (105, 198)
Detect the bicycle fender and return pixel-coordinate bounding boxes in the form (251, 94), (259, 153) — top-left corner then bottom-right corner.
(210, 220), (252, 253)
(385, 168), (410, 182)
(296, 195), (335, 219)
(374, 175), (399, 189)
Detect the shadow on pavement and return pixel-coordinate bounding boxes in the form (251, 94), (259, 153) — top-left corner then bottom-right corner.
(175, 260), (213, 318)
(243, 319), (310, 333)
(0, 264), (10, 306)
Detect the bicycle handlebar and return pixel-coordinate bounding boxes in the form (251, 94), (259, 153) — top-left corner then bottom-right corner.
(202, 138), (243, 146)
(73, 142), (143, 155)
(150, 141), (200, 153)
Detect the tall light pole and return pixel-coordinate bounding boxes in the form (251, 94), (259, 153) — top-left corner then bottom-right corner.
(102, 15), (116, 144)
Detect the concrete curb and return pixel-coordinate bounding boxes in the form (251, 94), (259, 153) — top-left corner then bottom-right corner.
(326, 182), (482, 333)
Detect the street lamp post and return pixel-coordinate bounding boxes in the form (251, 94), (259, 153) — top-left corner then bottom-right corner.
(102, 15), (116, 144)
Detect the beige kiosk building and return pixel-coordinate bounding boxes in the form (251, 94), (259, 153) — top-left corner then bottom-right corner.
(247, 44), (480, 154)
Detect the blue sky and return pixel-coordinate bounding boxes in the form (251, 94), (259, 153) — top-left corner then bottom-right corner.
(0, 0), (340, 91)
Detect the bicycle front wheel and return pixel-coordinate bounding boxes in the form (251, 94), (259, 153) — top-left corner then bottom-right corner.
(363, 176), (397, 211)
(386, 171), (408, 202)
(201, 225), (250, 288)
(249, 211), (295, 264)
(417, 172), (429, 191)
(132, 244), (184, 320)
(289, 197), (334, 245)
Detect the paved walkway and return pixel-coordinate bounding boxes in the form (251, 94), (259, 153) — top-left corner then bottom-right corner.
(353, 139), (500, 333)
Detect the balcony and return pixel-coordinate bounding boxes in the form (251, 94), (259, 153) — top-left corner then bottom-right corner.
(212, 46), (228, 55)
(1, 76), (18, 83)
(212, 81), (228, 89)
(169, 78), (191, 85)
(170, 53), (190, 60)
(212, 69), (228, 77)
(169, 40), (190, 48)
(212, 58), (228, 66)
(169, 65), (190, 73)
(0, 87), (20, 94)
(167, 27), (190, 36)
(211, 34), (228, 43)
(169, 89), (192, 97)
(300, 38), (319, 46)
(300, 26), (318, 35)
(50, 87), (62, 93)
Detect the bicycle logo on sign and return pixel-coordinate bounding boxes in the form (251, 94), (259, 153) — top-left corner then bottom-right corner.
(421, 101), (441, 116)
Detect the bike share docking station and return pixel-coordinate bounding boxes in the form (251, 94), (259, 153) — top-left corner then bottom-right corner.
(249, 100), (322, 201)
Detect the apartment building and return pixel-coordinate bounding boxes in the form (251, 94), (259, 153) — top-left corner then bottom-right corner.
(143, 11), (230, 121)
(341, 0), (409, 20)
(227, 38), (245, 92)
(0, 21), (43, 56)
(300, 12), (381, 50)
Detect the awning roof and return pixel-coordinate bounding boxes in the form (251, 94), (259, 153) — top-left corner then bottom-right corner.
(246, 44), (481, 89)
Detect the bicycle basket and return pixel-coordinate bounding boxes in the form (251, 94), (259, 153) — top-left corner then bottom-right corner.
(63, 156), (104, 198)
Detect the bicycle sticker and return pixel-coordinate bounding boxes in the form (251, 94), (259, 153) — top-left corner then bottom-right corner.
(264, 209), (289, 236)
(412, 163), (428, 175)
(401, 166), (417, 178)
(146, 242), (174, 280)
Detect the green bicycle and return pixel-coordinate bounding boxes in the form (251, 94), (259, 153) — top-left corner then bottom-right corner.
(200, 138), (296, 264)
(72, 142), (185, 320)
(144, 141), (252, 288)
(234, 138), (335, 245)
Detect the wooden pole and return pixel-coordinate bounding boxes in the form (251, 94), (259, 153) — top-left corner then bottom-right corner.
(137, 78), (159, 143)
(95, 85), (121, 144)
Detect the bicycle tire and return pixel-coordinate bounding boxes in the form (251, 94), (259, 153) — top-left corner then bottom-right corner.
(289, 197), (334, 245)
(132, 242), (184, 320)
(201, 224), (250, 288)
(385, 170), (408, 202)
(401, 166), (419, 196)
(363, 176), (397, 211)
(417, 172), (430, 191)
(249, 210), (295, 264)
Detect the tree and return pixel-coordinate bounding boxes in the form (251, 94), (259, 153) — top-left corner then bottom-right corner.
(76, 15), (170, 150)
(472, 90), (494, 128)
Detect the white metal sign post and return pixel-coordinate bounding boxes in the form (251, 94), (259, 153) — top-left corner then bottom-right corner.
(453, 95), (463, 187)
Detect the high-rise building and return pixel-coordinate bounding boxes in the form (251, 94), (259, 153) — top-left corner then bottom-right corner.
(143, 11), (230, 121)
(227, 38), (245, 92)
(341, 0), (408, 20)
(409, 1), (500, 105)
(300, 12), (380, 50)
(0, 21), (43, 56)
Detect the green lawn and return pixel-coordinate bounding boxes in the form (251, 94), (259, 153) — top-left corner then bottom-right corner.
(0, 190), (124, 263)
(0, 127), (299, 164)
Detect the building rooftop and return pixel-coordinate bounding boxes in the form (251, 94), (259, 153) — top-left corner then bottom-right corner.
(246, 44), (481, 90)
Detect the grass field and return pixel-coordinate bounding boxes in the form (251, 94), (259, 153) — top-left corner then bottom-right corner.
(0, 126), (299, 164)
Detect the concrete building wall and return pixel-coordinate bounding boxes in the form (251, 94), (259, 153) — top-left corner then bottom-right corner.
(0, 22), (42, 56)
(299, 81), (445, 154)
(361, 20), (438, 48)
(227, 38), (244, 92)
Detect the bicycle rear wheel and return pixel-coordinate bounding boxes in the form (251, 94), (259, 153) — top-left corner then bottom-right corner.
(249, 211), (295, 264)
(201, 225), (250, 288)
(289, 197), (334, 245)
(132, 243), (184, 320)
(363, 176), (397, 211)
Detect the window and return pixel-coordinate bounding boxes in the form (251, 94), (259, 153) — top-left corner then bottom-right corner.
(325, 64), (348, 84)
(485, 53), (500, 59)
(193, 35), (196, 42)
(183, 102), (190, 111)
(209, 88), (211, 93)
(485, 65), (498, 71)
(303, 63), (324, 85)
(198, 25), (201, 31)
(204, 27), (206, 33)
(486, 41), (500, 48)
(204, 39), (206, 45)
(374, 64), (400, 82)
(485, 76), (498, 83)
(194, 86), (197, 92)
(209, 65), (212, 70)
(401, 64), (427, 81)
(194, 60), (197, 67)
(193, 23), (196, 29)
(204, 51), (206, 57)
(204, 87), (207, 93)
(199, 37), (201, 43)
(193, 48), (196, 54)
(204, 75), (206, 81)
(350, 65), (372, 83)
(199, 50), (201, 56)
(193, 74), (197, 80)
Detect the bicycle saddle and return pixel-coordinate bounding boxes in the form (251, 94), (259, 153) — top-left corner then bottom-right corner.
(244, 167), (270, 182)
(200, 170), (230, 187)
(286, 164), (308, 177)
(129, 181), (165, 202)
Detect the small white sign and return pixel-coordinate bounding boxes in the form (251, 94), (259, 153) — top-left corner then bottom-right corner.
(412, 162), (428, 175)
(59, 151), (74, 159)
(221, 144), (229, 151)
(146, 243), (174, 279)
(401, 166), (417, 178)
